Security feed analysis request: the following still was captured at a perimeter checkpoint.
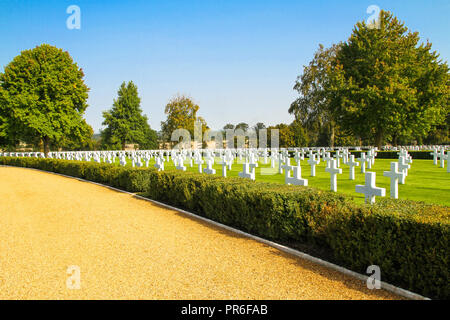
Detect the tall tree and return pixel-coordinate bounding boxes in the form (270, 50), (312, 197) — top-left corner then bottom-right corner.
(160, 95), (208, 145)
(223, 123), (235, 130)
(289, 43), (342, 147)
(267, 123), (295, 148)
(0, 44), (90, 154)
(253, 122), (266, 131)
(329, 11), (449, 148)
(101, 81), (157, 150)
(235, 122), (249, 132)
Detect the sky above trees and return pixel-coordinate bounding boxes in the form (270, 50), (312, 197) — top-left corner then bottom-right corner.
(1, 0), (449, 133)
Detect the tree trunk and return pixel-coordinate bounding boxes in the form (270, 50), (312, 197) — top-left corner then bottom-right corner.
(43, 136), (50, 157)
(375, 130), (384, 149)
(329, 122), (335, 148)
(122, 141), (126, 150)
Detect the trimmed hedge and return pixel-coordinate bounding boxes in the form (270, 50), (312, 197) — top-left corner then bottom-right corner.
(1, 156), (448, 299)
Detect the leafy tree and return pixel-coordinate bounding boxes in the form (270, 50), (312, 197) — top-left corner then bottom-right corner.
(139, 124), (159, 149)
(0, 44), (90, 154)
(253, 122), (266, 131)
(160, 95), (208, 146)
(101, 81), (157, 150)
(289, 120), (309, 147)
(329, 11), (449, 148)
(223, 123), (235, 130)
(53, 120), (94, 150)
(289, 43), (342, 147)
(235, 122), (249, 132)
(267, 123), (295, 148)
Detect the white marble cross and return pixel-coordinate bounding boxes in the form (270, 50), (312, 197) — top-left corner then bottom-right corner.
(270, 152), (277, 169)
(335, 150), (344, 167)
(262, 149), (268, 164)
(323, 152), (332, 169)
(325, 159), (342, 192)
(281, 158), (293, 183)
(397, 156), (410, 180)
(119, 154), (127, 166)
(355, 172), (386, 204)
(307, 154), (320, 177)
(383, 162), (405, 199)
(445, 152), (450, 173)
(225, 152), (233, 170)
(176, 155), (186, 171)
(220, 156), (228, 177)
(93, 153), (101, 164)
(278, 153), (284, 174)
(430, 149), (439, 165)
(143, 153), (151, 167)
(366, 150), (375, 169)
(294, 151), (303, 166)
(135, 156), (143, 167)
(154, 157), (164, 171)
(195, 157), (204, 173)
(203, 159), (216, 175)
(357, 152), (367, 173)
(346, 155), (359, 180)
(238, 162), (255, 180)
(284, 162), (308, 186)
(439, 148), (446, 168)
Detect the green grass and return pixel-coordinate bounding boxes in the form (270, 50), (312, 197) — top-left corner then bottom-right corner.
(107, 156), (450, 206)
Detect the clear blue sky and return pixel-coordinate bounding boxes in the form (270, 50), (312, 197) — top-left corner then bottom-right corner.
(1, 0), (449, 133)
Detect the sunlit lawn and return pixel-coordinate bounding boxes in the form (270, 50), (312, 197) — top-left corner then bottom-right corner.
(109, 157), (450, 206)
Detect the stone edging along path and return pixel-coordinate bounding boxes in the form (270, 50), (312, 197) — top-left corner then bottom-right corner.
(0, 165), (430, 300)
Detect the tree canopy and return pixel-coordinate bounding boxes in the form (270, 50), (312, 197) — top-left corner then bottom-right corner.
(289, 43), (342, 147)
(160, 95), (208, 146)
(329, 11), (449, 147)
(290, 11), (449, 147)
(101, 81), (157, 150)
(0, 44), (91, 153)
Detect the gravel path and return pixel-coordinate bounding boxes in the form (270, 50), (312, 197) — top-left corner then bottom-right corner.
(0, 166), (402, 299)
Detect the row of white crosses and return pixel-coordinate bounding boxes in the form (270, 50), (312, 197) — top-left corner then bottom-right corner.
(1, 146), (426, 204)
(355, 149), (414, 203)
(281, 158), (308, 186)
(430, 147), (450, 172)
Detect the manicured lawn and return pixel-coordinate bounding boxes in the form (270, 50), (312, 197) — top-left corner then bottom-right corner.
(112, 156), (450, 206)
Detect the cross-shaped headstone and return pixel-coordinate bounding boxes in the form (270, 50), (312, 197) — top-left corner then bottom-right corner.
(176, 155), (186, 171)
(203, 159), (216, 175)
(220, 156), (228, 177)
(346, 155), (359, 180)
(195, 157), (204, 173)
(383, 162), (405, 199)
(355, 172), (386, 204)
(238, 162), (255, 180)
(307, 154), (320, 177)
(439, 148), (446, 168)
(325, 159), (342, 192)
(398, 156), (410, 180)
(281, 158), (293, 183)
(323, 152), (332, 169)
(357, 152), (367, 173)
(430, 149), (439, 165)
(154, 157), (165, 171)
(294, 151), (303, 166)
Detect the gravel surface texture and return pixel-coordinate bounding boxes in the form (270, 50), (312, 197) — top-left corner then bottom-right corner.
(0, 167), (402, 299)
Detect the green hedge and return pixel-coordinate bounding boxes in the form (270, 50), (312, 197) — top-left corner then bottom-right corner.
(1, 156), (448, 299)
